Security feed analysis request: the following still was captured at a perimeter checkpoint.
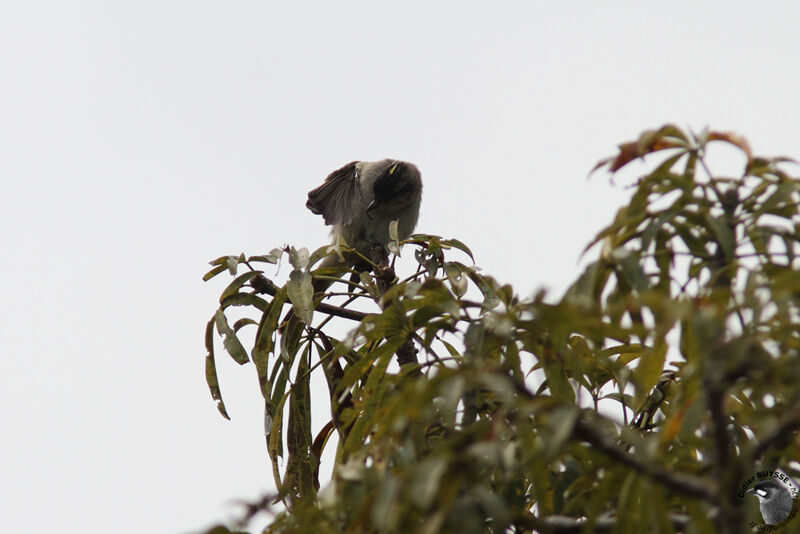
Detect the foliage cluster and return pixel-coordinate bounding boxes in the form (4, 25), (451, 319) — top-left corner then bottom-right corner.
(203, 126), (800, 534)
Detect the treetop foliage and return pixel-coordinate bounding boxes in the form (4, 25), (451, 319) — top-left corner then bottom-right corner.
(202, 125), (800, 534)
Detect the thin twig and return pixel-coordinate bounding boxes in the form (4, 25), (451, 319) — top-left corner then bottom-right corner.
(251, 274), (369, 323)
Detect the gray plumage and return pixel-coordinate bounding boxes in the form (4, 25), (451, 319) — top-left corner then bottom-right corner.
(307, 159), (422, 257)
(747, 480), (792, 525)
(281, 159), (423, 328)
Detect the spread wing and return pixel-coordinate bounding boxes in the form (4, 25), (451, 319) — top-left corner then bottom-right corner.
(306, 161), (361, 227)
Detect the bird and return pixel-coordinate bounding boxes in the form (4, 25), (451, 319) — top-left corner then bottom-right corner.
(279, 159), (423, 331)
(747, 480), (792, 525)
(305, 158), (423, 292)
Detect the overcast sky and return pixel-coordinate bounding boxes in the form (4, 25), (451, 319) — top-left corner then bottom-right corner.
(2, 2), (800, 533)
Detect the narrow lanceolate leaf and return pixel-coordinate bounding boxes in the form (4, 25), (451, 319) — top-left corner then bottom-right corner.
(705, 214), (735, 261)
(202, 264), (227, 281)
(441, 238), (475, 263)
(205, 317), (230, 420)
(334, 337), (407, 402)
(542, 353), (575, 403)
(222, 331), (249, 365)
(562, 260), (610, 307)
(232, 317), (257, 332)
(220, 271), (262, 302)
(268, 389), (290, 494)
(252, 287), (288, 399)
(593, 124), (687, 174)
(284, 354), (316, 500)
(612, 248), (650, 291)
(215, 309), (250, 365)
(634, 342), (668, 409)
(220, 292), (269, 312)
(707, 131), (752, 159)
(287, 269), (314, 324)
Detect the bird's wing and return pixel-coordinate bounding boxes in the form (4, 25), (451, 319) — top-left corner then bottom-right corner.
(306, 160), (361, 227)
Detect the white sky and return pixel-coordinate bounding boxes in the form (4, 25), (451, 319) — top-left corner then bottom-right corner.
(2, 2), (799, 533)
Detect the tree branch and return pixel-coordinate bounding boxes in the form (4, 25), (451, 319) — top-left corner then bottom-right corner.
(751, 405), (800, 461)
(572, 418), (717, 503)
(509, 376), (717, 503)
(251, 274), (369, 322)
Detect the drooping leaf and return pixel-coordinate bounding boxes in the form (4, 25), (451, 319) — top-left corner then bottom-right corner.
(441, 238), (476, 263)
(283, 352), (316, 500)
(220, 292), (269, 312)
(220, 271), (262, 302)
(204, 317), (230, 420)
(214, 309), (250, 365)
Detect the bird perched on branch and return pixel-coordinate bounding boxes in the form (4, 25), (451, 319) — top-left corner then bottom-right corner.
(306, 158), (423, 292)
(280, 159), (423, 331)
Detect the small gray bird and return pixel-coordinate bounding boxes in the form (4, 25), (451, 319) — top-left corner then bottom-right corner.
(747, 480), (793, 525)
(307, 159), (422, 255)
(306, 159), (423, 289)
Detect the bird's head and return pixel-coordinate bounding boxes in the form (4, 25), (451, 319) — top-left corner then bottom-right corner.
(368, 160), (422, 214)
(747, 480), (785, 502)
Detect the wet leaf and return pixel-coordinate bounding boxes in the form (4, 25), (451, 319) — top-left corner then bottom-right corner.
(286, 269), (314, 324)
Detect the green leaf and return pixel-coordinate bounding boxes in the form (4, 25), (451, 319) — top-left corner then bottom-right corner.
(284, 352), (316, 500)
(232, 317), (257, 332)
(705, 214), (735, 261)
(542, 406), (578, 460)
(270, 365), (290, 422)
(252, 287), (288, 399)
(222, 331), (249, 365)
(202, 264), (227, 281)
(562, 260), (610, 308)
(444, 262), (468, 298)
(441, 238), (475, 263)
(220, 271), (262, 302)
(215, 309), (250, 365)
(286, 268), (314, 325)
(335, 337), (407, 401)
(542, 357), (575, 403)
(612, 248), (650, 291)
(204, 317), (230, 420)
(410, 456), (450, 509)
(633, 342), (667, 408)
(220, 292), (269, 312)
(268, 389), (290, 492)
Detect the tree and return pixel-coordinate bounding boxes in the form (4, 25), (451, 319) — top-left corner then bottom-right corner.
(202, 125), (800, 534)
